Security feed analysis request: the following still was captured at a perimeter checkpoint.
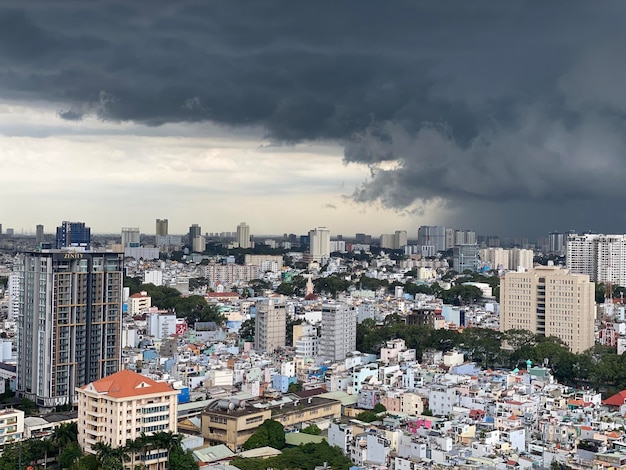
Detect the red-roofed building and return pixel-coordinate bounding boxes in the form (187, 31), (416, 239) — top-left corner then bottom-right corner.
(128, 290), (152, 316)
(77, 370), (179, 469)
(603, 390), (626, 408)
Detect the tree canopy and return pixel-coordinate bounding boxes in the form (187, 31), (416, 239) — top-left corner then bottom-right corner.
(242, 419), (286, 450)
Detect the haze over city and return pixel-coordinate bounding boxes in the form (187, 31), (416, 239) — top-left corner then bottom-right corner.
(1, 1), (626, 237)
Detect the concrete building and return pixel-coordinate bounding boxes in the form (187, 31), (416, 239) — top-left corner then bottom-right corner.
(417, 226), (447, 252)
(77, 370), (178, 470)
(509, 248), (534, 272)
(236, 222), (251, 249)
(128, 291), (152, 317)
(35, 224), (44, 245)
(188, 224), (201, 245)
(320, 302), (357, 361)
(480, 248), (510, 271)
(143, 270), (163, 287)
(309, 227), (331, 263)
(155, 219), (168, 237)
(453, 244), (480, 273)
(567, 233), (626, 286)
(254, 298), (287, 353)
(192, 235), (206, 253)
(121, 227), (140, 248)
(500, 265), (595, 353)
(0, 409), (24, 447)
(380, 230), (408, 250)
(16, 250), (123, 408)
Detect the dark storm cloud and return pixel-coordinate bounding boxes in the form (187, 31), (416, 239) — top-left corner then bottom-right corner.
(2, 0), (626, 235)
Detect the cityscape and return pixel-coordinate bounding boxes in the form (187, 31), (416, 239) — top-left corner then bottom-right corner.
(4, 2), (626, 470)
(0, 221), (624, 469)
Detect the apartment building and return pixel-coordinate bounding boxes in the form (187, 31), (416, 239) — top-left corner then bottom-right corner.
(77, 370), (179, 470)
(319, 302), (357, 361)
(254, 298), (287, 353)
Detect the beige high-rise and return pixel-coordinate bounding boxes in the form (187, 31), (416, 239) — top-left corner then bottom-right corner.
(500, 265), (595, 353)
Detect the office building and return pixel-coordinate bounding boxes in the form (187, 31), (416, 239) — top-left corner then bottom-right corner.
(121, 227), (140, 247)
(77, 370), (178, 470)
(236, 222), (251, 249)
(16, 250), (123, 408)
(567, 233), (626, 287)
(188, 224), (201, 245)
(254, 298), (286, 353)
(309, 227), (331, 263)
(35, 224), (44, 245)
(155, 219), (168, 237)
(500, 265), (595, 353)
(319, 302), (357, 361)
(453, 245), (480, 273)
(55, 221), (91, 249)
(417, 226), (447, 252)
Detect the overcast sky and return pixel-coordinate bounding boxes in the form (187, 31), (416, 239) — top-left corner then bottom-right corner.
(2, 1), (626, 238)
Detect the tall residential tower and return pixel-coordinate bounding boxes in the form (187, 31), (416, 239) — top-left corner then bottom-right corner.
(16, 250), (123, 408)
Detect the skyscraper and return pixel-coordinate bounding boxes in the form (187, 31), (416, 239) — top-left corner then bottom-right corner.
(453, 244), (480, 273)
(236, 222), (251, 249)
(55, 221), (91, 249)
(155, 219), (168, 237)
(309, 227), (331, 263)
(35, 224), (44, 245)
(16, 250), (123, 408)
(188, 224), (201, 245)
(500, 265), (595, 353)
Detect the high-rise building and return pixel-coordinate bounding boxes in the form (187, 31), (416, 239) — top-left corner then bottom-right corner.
(77, 370), (178, 469)
(236, 222), (251, 249)
(188, 224), (201, 245)
(155, 219), (168, 237)
(509, 248), (534, 272)
(454, 230), (476, 246)
(500, 266), (595, 353)
(355, 233), (372, 244)
(480, 248), (510, 271)
(319, 302), (357, 361)
(16, 250), (123, 408)
(567, 233), (626, 286)
(121, 227), (140, 247)
(417, 226), (447, 252)
(55, 221), (91, 249)
(254, 298), (287, 353)
(380, 230), (408, 250)
(453, 245), (480, 273)
(35, 224), (44, 245)
(192, 235), (206, 253)
(309, 227), (331, 262)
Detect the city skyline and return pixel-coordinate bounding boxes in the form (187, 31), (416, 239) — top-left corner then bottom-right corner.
(2, 2), (626, 236)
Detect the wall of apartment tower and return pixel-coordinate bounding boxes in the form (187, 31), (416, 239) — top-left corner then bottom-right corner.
(16, 251), (123, 408)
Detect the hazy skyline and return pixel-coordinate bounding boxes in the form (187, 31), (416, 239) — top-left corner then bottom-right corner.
(2, 1), (626, 237)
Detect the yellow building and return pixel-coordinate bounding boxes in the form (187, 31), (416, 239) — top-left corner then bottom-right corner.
(500, 265), (595, 353)
(77, 370), (179, 470)
(202, 395), (341, 451)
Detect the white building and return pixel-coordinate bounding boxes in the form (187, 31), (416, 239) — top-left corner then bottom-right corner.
(254, 298), (287, 353)
(77, 370), (178, 470)
(121, 227), (140, 247)
(143, 270), (163, 287)
(567, 233), (626, 286)
(309, 227), (331, 263)
(319, 302), (357, 361)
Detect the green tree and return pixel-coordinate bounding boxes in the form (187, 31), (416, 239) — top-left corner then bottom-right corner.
(168, 446), (197, 470)
(301, 424), (322, 435)
(356, 411), (379, 423)
(239, 318), (255, 342)
(243, 419), (286, 450)
(287, 382), (303, 393)
(373, 403), (387, 413)
(275, 282), (294, 296)
(58, 442), (83, 469)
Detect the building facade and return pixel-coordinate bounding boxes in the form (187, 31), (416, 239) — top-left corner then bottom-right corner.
(320, 302), (357, 361)
(17, 250), (123, 408)
(417, 226), (447, 252)
(77, 370), (178, 470)
(500, 265), (595, 353)
(121, 227), (140, 247)
(567, 233), (626, 287)
(55, 221), (91, 249)
(254, 298), (287, 353)
(309, 227), (331, 263)
(236, 222), (251, 249)
(155, 218), (168, 237)
(453, 245), (480, 273)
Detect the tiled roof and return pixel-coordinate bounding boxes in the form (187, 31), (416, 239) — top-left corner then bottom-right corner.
(82, 369), (176, 399)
